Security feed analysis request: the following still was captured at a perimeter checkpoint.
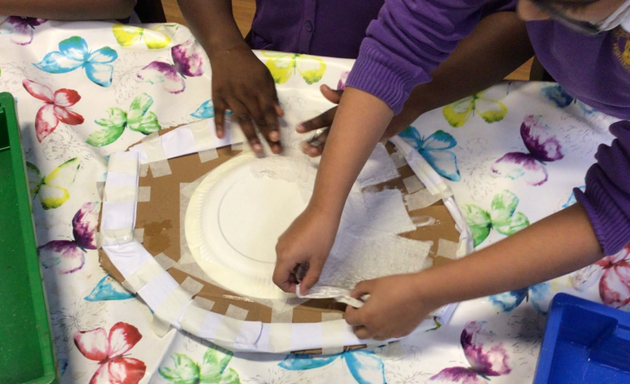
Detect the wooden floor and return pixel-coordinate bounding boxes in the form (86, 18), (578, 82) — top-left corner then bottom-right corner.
(161, 0), (531, 80)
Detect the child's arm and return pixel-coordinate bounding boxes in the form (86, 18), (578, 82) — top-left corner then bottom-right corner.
(177, 0), (283, 154)
(298, 11), (534, 156)
(345, 203), (603, 339)
(0, 0), (135, 20)
(274, 87), (394, 293)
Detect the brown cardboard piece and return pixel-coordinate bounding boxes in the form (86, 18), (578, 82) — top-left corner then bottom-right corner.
(99, 126), (460, 343)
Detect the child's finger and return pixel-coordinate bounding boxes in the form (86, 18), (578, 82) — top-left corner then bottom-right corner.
(296, 107), (337, 133)
(354, 325), (374, 340)
(213, 98), (227, 139)
(344, 305), (364, 326)
(272, 258), (298, 293)
(350, 280), (374, 299)
(299, 257), (325, 294)
(320, 84), (343, 104)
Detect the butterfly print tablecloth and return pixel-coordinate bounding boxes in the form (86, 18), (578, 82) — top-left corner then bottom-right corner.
(1, 18), (623, 384)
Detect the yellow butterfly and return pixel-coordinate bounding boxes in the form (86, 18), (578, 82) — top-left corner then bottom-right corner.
(442, 91), (508, 128)
(112, 24), (171, 49)
(27, 158), (80, 210)
(262, 51), (327, 85)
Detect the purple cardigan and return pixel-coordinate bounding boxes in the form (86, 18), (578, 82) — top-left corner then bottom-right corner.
(346, 0), (630, 255)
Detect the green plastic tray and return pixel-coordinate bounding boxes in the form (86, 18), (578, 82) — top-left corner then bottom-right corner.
(0, 93), (57, 384)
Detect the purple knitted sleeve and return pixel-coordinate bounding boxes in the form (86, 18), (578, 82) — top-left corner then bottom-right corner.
(575, 121), (630, 256)
(345, 0), (516, 114)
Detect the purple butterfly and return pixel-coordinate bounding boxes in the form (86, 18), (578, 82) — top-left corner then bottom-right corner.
(491, 114), (564, 186)
(0, 16), (46, 45)
(39, 202), (99, 274)
(430, 321), (511, 384)
(137, 39), (204, 94)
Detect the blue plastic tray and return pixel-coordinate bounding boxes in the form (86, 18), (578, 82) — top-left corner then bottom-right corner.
(534, 293), (630, 383)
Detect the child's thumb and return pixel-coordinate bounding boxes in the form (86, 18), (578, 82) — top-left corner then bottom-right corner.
(299, 258), (325, 294)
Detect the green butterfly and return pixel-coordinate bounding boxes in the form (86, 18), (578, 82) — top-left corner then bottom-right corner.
(27, 158), (80, 210)
(463, 190), (529, 247)
(159, 347), (241, 384)
(87, 93), (161, 147)
(442, 91), (508, 128)
(262, 51), (327, 85)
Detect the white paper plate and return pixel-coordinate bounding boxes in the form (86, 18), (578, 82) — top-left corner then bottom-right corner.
(186, 152), (314, 300)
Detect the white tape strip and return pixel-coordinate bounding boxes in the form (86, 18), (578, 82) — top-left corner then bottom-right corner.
(143, 132), (172, 177)
(402, 175), (425, 194)
(137, 186), (151, 202)
(96, 181), (105, 200)
(154, 252), (177, 271)
(190, 120), (219, 163)
(437, 238), (459, 259)
(214, 305), (249, 347)
(390, 149), (407, 168)
(296, 285), (365, 308)
(151, 277), (204, 337)
(321, 312), (345, 355)
(269, 308), (293, 352)
(104, 185), (137, 202)
(231, 142), (244, 152)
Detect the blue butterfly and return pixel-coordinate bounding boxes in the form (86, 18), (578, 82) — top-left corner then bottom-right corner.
(279, 350), (385, 384)
(398, 126), (461, 181)
(489, 282), (551, 314)
(84, 275), (134, 301)
(34, 36), (118, 87)
(541, 84), (597, 114)
(190, 99), (233, 119)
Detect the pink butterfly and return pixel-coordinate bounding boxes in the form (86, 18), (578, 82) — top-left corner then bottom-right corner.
(492, 115), (564, 186)
(22, 79), (84, 142)
(571, 244), (630, 309)
(39, 202), (98, 274)
(430, 321), (511, 384)
(74, 322), (146, 384)
(137, 39), (204, 94)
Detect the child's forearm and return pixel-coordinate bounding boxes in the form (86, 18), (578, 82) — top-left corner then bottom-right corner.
(0, 0), (135, 20)
(309, 87), (394, 217)
(417, 203), (603, 308)
(177, 0), (247, 57)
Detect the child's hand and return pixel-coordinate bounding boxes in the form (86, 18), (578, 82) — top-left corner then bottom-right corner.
(273, 206), (340, 294)
(345, 274), (440, 340)
(210, 46), (284, 154)
(297, 85), (412, 157)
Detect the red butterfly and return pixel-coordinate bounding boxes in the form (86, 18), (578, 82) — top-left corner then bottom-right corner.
(74, 322), (146, 384)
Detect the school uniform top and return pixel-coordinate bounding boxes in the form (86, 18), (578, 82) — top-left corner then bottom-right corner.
(345, 0), (630, 256)
(248, 0), (384, 58)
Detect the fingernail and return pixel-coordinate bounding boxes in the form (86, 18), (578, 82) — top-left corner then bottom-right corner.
(252, 143), (262, 152)
(270, 131), (280, 141)
(296, 124), (306, 133)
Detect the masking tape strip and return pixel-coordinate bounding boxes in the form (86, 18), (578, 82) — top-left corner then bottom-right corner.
(137, 186), (151, 202)
(122, 257), (165, 294)
(437, 238), (459, 260)
(390, 149), (407, 168)
(108, 155), (139, 176)
(190, 120), (219, 163)
(198, 149), (219, 163)
(402, 175), (425, 194)
(99, 228), (134, 246)
(269, 308), (293, 352)
(134, 228), (144, 243)
(321, 312), (345, 355)
(96, 181), (105, 200)
(231, 142), (244, 152)
(139, 163), (149, 177)
(214, 305), (249, 347)
(154, 252), (177, 271)
(151, 277), (204, 337)
(404, 188), (453, 211)
(180, 297), (216, 335)
(104, 185), (138, 202)
(143, 132), (172, 177)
